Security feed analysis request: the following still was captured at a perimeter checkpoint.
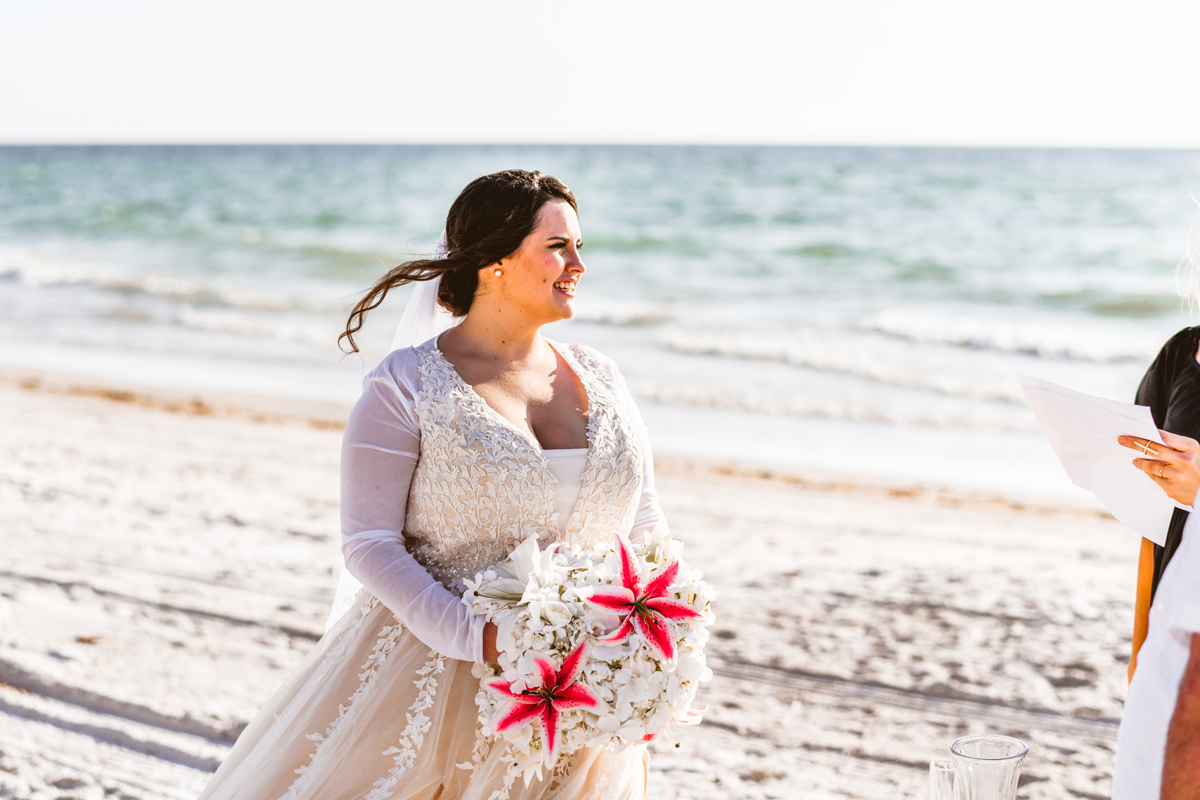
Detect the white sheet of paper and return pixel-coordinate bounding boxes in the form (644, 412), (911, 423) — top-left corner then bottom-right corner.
(1020, 375), (1190, 546)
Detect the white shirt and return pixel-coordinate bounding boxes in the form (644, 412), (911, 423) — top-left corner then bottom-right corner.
(1113, 514), (1200, 798)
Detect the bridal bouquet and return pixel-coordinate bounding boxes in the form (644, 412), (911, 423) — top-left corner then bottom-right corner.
(461, 528), (715, 786)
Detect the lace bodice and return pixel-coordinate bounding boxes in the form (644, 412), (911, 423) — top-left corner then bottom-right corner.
(406, 339), (645, 593)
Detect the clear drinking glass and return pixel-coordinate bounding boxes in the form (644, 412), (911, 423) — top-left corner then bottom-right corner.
(950, 734), (1028, 800)
(929, 759), (959, 800)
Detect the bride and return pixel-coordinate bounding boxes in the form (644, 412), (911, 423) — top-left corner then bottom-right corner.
(199, 170), (666, 799)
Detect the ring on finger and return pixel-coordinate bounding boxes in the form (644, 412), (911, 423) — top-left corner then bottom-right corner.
(1142, 441), (1158, 456)
(1159, 463), (1167, 479)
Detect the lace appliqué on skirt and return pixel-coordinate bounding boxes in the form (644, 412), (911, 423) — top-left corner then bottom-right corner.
(366, 653), (447, 799)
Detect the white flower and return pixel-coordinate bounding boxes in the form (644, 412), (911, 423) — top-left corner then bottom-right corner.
(542, 600), (572, 628)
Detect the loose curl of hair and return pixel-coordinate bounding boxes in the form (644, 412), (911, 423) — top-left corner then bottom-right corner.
(339, 169), (578, 354)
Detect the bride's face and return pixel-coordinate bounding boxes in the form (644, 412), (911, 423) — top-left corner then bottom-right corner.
(486, 200), (585, 324)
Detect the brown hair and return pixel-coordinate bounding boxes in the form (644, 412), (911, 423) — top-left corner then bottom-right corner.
(339, 169), (577, 353)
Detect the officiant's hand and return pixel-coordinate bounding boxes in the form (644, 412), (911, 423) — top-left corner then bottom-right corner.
(1120, 431), (1200, 507)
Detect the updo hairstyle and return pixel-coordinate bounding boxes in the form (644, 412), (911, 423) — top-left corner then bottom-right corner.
(339, 169), (577, 354)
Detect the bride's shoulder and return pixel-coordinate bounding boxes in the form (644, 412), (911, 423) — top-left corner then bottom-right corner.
(373, 344), (421, 372)
(366, 345), (426, 397)
(557, 341), (624, 384)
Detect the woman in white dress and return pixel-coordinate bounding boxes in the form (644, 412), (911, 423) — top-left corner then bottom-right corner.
(198, 170), (666, 800)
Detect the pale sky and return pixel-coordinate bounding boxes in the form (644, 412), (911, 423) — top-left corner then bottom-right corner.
(2, 0), (1199, 147)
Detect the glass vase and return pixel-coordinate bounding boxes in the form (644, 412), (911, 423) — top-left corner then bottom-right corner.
(929, 759), (959, 800)
(949, 734), (1027, 800)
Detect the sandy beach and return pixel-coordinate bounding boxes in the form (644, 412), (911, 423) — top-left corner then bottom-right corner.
(0, 373), (1137, 800)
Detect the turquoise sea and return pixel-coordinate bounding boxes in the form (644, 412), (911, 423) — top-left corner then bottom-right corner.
(3, 145), (1200, 488)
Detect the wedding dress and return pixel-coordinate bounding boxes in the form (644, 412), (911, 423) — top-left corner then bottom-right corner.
(198, 336), (664, 800)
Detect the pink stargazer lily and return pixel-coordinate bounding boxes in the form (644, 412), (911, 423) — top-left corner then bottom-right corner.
(487, 641), (599, 759)
(584, 533), (703, 661)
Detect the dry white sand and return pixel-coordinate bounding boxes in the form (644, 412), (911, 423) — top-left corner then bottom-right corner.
(0, 375), (1137, 799)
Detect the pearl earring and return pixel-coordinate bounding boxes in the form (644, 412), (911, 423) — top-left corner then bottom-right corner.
(493, 268), (502, 277)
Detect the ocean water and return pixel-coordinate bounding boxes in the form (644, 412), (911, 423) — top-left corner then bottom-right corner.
(3, 145), (1200, 488)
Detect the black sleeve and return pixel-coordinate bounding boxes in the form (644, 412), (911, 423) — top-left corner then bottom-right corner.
(1135, 329), (1197, 601)
(1135, 329), (1194, 428)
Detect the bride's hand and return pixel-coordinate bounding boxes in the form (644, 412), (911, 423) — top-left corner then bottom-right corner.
(1120, 431), (1200, 507)
(483, 622), (500, 665)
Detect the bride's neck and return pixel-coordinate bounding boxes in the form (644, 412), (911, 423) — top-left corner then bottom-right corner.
(445, 305), (547, 364)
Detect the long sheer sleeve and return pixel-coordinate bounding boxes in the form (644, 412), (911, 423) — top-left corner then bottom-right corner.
(623, 385), (667, 544)
(340, 352), (485, 663)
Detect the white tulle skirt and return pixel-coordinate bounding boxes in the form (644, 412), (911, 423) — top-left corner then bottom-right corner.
(198, 594), (648, 800)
